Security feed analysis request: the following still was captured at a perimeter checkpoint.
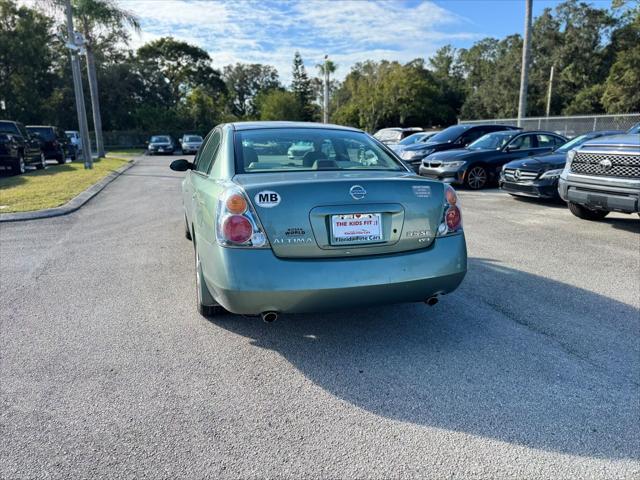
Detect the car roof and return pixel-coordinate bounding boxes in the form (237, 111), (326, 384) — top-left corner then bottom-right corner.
(457, 124), (521, 130)
(26, 125), (55, 129)
(230, 121), (362, 133)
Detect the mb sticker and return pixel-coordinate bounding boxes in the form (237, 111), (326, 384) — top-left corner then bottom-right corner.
(254, 190), (281, 208)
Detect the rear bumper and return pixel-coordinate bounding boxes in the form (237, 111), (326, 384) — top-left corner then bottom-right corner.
(558, 174), (640, 213)
(200, 233), (467, 314)
(500, 178), (559, 199)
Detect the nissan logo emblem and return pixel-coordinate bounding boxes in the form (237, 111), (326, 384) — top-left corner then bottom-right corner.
(598, 159), (613, 172)
(349, 185), (367, 200)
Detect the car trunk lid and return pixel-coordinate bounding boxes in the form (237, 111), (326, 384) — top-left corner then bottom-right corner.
(234, 171), (445, 258)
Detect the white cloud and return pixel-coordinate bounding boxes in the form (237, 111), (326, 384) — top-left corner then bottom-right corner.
(113, 1), (480, 83)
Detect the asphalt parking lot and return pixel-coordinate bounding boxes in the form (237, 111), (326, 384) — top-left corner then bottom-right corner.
(1, 154), (638, 479)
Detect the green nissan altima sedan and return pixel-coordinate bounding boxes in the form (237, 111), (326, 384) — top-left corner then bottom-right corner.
(170, 122), (467, 321)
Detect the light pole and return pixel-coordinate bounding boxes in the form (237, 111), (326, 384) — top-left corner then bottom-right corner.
(545, 64), (554, 117)
(517, 0), (532, 127)
(64, 0), (92, 169)
(323, 55), (329, 124)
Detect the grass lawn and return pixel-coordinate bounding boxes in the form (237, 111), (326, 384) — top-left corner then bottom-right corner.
(106, 148), (145, 157)
(0, 157), (130, 214)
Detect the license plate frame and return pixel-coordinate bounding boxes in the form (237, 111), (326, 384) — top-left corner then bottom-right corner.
(330, 213), (383, 246)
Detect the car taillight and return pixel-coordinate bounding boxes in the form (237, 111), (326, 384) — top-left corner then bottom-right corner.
(445, 205), (461, 230)
(216, 186), (269, 248)
(437, 185), (463, 236)
(222, 215), (252, 243)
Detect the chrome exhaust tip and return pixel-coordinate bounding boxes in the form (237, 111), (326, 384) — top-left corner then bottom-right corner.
(425, 296), (439, 306)
(261, 311), (279, 323)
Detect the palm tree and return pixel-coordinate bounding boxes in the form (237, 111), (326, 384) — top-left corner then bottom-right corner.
(72, 0), (140, 157)
(316, 57), (337, 123)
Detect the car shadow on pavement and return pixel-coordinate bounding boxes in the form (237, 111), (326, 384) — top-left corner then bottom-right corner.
(208, 258), (639, 461)
(605, 217), (640, 233)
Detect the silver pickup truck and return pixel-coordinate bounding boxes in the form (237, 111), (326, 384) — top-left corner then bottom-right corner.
(558, 133), (640, 221)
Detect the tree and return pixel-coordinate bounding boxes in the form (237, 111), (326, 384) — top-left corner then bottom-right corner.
(602, 4), (640, 112)
(223, 63), (280, 118)
(257, 89), (304, 121)
(180, 86), (224, 130)
(291, 52), (314, 121)
(428, 45), (465, 123)
(554, 0), (614, 114)
(316, 58), (337, 122)
(458, 36), (522, 119)
(71, 0), (140, 157)
(137, 37), (226, 106)
(0, 0), (57, 123)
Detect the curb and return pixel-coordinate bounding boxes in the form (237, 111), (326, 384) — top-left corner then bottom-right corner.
(0, 159), (137, 223)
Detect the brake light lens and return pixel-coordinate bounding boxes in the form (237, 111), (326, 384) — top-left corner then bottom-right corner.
(445, 205), (461, 230)
(222, 215), (252, 243)
(437, 185), (463, 236)
(216, 185), (269, 248)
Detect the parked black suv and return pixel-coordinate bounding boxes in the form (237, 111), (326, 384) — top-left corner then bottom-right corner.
(26, 125), (69, 164)
(400, 124), (521, 172)
(0, 120), (46, 175)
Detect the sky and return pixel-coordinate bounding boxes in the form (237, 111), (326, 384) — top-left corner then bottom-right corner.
(31, 0), (615, 84)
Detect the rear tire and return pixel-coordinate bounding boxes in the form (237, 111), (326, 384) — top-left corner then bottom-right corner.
(14, 154), (25, 175)
(36, 153), (47, 170)
(194, 243), (225, 317)
(185, 216), (192, 240)
(465, 165), (488, 190)
(568, 201), (609, 221)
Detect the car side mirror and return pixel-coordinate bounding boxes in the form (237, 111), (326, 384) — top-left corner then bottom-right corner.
(170, 159), (194, 171)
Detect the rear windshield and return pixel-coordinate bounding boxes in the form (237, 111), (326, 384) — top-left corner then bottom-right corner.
(185, 135), (202, 142)
(151, 136), (170, 143)
(27, 127), (55, 141)
(235, 128), (405, 174)
(426, 125), (470, 144)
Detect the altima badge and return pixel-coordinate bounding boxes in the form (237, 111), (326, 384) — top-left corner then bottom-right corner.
(349, 185), (366, 200)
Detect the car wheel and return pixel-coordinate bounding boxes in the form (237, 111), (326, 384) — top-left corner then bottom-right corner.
(36, 152), (47, 170)
(14, 154), (26, 175)
(194, 242), (225, 317)
(567, 202), (609, 221)
(465, 165), (488, 190)
(185, 215), (192, 241)
(57, 153), (65, 164)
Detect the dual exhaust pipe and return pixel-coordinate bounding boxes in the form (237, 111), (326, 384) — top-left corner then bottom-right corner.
(261, 296), (439, 323)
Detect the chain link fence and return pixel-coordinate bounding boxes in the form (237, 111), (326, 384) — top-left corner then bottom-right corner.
(100, 130), (208, 149)
(458, 113), (640, 138)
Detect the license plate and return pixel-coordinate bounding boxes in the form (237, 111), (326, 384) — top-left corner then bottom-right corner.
(331, 213), (383, 245)
(158, 148), (164, 152)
